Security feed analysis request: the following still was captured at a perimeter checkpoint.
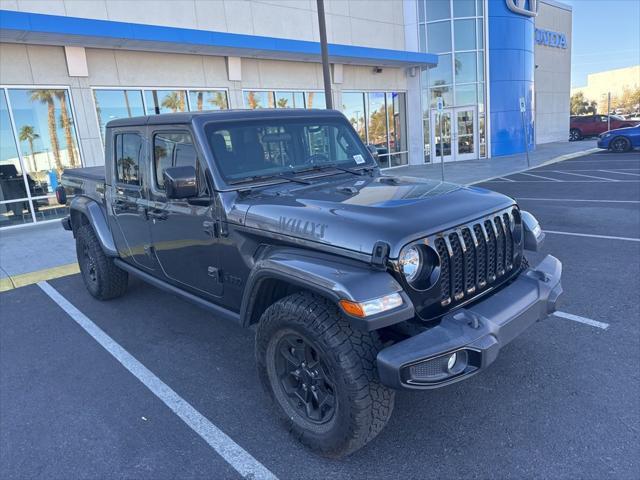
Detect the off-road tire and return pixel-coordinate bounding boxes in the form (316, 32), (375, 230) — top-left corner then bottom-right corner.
(76, 224), (128, 300)
(256, 292), (394, 458)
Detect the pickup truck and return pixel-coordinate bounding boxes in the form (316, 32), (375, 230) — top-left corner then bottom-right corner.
(58, 109), (562, 457)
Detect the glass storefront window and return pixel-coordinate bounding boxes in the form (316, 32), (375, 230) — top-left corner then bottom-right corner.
(305, 91), (326, 109)
(430, 53), (453, 87)
(367, 92), (387, 151)
(423, 118), (431, 162)
(189, 90), (228, 111)
(341, 92), (367, 141)
(419, 23), (426, 52)
(2, 87), (80, 227)
(455, 52), (477, 84)
(478, 83), (485, 112)
(477, 19), (484, 49)
(274, 91), (305, 108)
(430, 86), (453, 108)
(387, 92), (407, 155)
(454, 19), (476, 51)
(145, 90), (188, 114)
(425, 0), (450, 21)
(427, 21), (452, 53)
(478, 51), (485, 81)
(477, 0), (484, 16)
(456, 84), (477, 106)
(453, 0), (475, 17)
(244, 91), (274, 109)
(93, 89), (144, 142)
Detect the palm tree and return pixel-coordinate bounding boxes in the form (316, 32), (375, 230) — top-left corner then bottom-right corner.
(30, 90), (63, 174)
(209, 91), (227, 110)
(277, 97), (289, 108)
(55, 90), (78, 168)
(247, 91), (260, 109)
(197, 92), (204, 111)
(161, 91), (186, 112)
(307, 92), (315, 109)
(18, 125), (39, 172)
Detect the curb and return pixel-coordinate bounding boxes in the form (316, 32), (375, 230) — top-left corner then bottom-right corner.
(469, 147), (600, 185)
(0, 263), (80, 292)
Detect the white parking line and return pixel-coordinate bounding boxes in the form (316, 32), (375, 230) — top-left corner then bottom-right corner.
(498, 176), (516, 182)
(545, 230), (640, 242)
(553, 311), (610, 330)
(517, 197), (640, 204)
(599, 169), (640, 177)
(484, 179), (640, 183)
(37, 281), (278, 480)
(553, 170), (619, 181)
(518, 172), (563, 182)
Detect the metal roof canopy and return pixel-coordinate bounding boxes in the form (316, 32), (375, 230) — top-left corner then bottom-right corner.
(0, 9), (438, 68)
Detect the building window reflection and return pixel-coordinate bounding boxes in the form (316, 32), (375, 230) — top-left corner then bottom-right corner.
(1, 86), (82, 227)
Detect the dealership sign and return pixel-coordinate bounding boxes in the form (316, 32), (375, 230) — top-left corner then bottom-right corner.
(535, 28), (568, 49)
(506, 0), (538, 17)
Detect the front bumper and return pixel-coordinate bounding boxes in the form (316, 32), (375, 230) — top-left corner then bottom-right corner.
(597, 137), (610, 148)
(377, 255), (563, 390)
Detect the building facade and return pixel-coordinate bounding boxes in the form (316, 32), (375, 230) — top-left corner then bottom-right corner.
(0, 0), (571, 229)
(571, 65), (640, 112)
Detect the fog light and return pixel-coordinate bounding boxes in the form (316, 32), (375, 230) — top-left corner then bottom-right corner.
(447, 352), (457, 371)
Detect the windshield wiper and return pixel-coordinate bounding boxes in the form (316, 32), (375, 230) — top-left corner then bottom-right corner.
(228, 171), (310, 186)
(294, 163), (370, 177)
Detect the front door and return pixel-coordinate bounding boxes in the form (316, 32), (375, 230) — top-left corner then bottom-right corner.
(453, 107), (477, 161)
(430, 109), (453, 162)
(430, 107), (477, 162)
(148, 129), (223, 298)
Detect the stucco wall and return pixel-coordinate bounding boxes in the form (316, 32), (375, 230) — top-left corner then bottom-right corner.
(534, 0), (572, 144)
(0, 42), (407, 167)
(0, 0), (407, 50)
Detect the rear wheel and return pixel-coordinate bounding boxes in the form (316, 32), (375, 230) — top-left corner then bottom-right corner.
(610, 136), (631, 152)
(569, 128), (582, 141)
(256, 292), (394, 458)
(76, 224), (128, 300)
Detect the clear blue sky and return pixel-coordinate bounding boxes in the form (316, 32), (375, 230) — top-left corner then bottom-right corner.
(564, 0), (640, 88)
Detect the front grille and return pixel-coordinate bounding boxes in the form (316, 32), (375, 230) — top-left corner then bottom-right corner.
(434, 207), (520, 308)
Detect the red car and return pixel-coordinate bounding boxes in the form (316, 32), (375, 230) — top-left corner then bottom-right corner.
(570, 115), (639, 141)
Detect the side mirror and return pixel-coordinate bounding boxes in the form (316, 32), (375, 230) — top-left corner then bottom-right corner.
(366, 144), (379, 161)
(163, 166), (198, 199)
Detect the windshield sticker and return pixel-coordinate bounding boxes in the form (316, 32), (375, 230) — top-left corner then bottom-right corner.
(353, 154), (365, 164)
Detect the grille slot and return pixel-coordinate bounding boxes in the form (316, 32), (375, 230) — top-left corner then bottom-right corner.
(435, 208), (520, 307)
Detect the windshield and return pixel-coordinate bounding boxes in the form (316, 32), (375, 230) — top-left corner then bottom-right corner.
(204, 118), (374, 183)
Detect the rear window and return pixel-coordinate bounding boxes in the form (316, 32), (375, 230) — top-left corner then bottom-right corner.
(204, 118), (372, 183)
(114, 133), (143, 186)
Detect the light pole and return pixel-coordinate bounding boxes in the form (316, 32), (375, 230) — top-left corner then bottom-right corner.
(316, 0), (333, 109)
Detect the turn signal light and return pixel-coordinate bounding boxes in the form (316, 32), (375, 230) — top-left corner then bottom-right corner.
(339, 293), (403, 318)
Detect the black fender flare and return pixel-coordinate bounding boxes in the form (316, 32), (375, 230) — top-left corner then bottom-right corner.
(69, 196), (118, 257)
(240, 247), (414, 331)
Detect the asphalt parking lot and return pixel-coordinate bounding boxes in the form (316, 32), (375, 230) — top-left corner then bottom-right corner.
(1, 151), (639, 479)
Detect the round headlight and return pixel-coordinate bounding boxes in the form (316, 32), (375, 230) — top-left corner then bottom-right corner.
(400, 246), (422, 283)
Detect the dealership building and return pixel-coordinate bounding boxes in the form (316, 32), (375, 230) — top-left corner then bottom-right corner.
(0, 0), (571, 228)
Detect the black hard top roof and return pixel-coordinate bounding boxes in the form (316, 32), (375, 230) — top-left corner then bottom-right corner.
(106, 108), (346, 128)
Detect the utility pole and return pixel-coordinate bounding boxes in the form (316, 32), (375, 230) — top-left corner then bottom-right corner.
(316, 0), (333, 109)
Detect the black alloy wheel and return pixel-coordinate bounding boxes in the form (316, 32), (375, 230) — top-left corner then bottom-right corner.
(274, 333), (336, 424)
(611, 136), (631, 152)
(569, 129), (582, 141)
(81, 242), (98, 288)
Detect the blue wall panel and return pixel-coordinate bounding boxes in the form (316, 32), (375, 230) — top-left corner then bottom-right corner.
(488, 0), (536, 157)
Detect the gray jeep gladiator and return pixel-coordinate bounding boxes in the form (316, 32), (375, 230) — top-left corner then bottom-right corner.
(58, 109), (562, 457)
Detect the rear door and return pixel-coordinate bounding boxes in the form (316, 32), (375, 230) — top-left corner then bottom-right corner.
(108, 129), (156, 271)
(148, 128), (223, 298)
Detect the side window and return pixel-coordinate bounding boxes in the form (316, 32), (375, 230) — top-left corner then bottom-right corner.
(153, 131), (208, 196)
(115, 133), (142, 186)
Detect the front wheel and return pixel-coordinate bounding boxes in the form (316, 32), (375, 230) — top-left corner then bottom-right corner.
(610, 136), (631, 152)
(256, 292), (394, 458)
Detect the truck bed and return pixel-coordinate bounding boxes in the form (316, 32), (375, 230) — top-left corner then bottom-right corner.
(61, 166), (106, 204)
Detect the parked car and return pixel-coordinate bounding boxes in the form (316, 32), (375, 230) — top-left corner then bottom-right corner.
(597, 124), (640, 152)
(569, 114), (638, 141)
(58, 109), (562, 457)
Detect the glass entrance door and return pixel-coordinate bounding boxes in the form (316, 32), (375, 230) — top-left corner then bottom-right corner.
(430, 107), (477, 163)
(430, 109), (452, 163)
(454, 107), (477, 161)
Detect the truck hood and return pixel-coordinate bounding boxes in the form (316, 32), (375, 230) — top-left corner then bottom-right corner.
(239, 174), (515, 258)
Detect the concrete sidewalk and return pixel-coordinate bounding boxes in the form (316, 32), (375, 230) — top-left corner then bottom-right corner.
(391, 139), (599, 184)
(0, 140), (598, 290)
